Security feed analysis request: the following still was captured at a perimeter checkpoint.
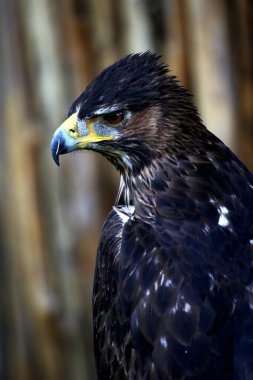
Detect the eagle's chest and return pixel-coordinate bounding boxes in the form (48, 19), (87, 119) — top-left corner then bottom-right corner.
(92, 206), (136, 378)
(93, 206), (132, 312)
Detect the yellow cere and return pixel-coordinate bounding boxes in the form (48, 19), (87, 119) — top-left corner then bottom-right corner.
(62, 112), (114, 148)
(62, 112), (79, 139)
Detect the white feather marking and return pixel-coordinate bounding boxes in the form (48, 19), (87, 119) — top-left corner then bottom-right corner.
(115, 175), (133, 208)
(94, 105), (120, 115)
(218, 206), (230, 228)
(160, 336), (168, 349)
(220, 206), (229, 214)
(218, 214), (229, 227)
(231, 298), (237, 314)
(116, 176), (125, 204)
(183, 303), (191, 313)
(75, 103), (81, 113)
(122, 155), (133, 170)
(208, 272), (221, 293)
(165, 279), (172, 287)
(203, 224), (210, 235)
(171, 302), (179, 315)
(113, 205), (135, 225)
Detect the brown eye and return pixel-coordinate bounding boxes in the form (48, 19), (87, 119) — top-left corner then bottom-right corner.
(103, 111), (124, 125)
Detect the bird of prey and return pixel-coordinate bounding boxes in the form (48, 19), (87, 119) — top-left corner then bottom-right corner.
(51, 52), (253, 380)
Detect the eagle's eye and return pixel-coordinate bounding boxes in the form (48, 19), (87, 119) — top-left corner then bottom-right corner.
(103, 111), (125, 125)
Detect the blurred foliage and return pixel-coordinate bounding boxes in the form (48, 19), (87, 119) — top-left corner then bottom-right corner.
(0, 0), (252, 379)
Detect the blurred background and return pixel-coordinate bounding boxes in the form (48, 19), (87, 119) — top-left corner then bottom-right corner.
(1, 0), (253, 379)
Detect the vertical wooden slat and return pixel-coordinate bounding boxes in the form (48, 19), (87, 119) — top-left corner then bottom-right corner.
(118, 0), (154, 54)
(2, 0), (62, 376)
(186, 0), (236, 148)
(164, 0), (191, 87)
(228, 0), (253, 168)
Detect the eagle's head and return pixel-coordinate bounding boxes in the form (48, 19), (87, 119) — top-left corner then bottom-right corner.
(51, 52), (202, 175)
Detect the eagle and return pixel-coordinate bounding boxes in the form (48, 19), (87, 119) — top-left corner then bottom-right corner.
(51, 52), (253, 380)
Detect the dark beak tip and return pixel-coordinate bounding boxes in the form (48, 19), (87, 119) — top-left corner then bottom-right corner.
(51, 135), (61, 166)
(53, 155), (60, 166)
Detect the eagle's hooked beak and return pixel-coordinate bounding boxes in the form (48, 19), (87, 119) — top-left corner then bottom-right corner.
(51, 112), (114, 166)
(51, 113), (79, 166)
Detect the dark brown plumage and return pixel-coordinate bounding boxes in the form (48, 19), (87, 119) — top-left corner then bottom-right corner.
(51, 52), (253, 379)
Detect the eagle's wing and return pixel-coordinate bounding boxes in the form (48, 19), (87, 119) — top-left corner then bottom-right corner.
(119, 218), (253, 379)
(118, 155), (253, 379)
